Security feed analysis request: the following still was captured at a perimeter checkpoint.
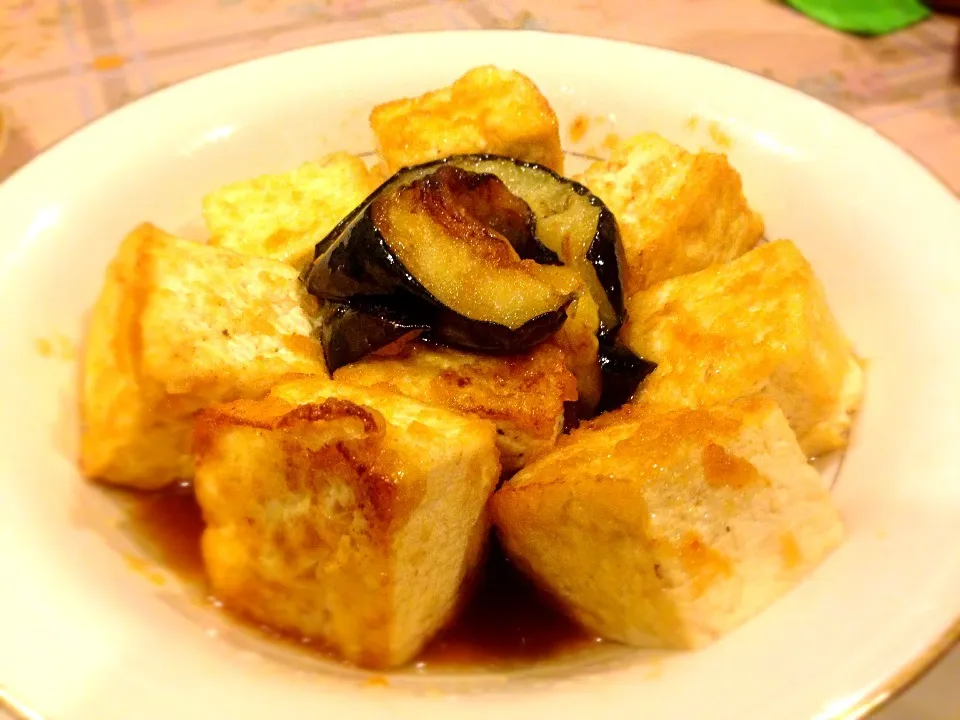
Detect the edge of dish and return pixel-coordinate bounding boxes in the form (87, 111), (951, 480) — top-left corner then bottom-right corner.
(833, 617), (960, 719)
(0, 30), (957, 202)
(3, 619), (959, 720)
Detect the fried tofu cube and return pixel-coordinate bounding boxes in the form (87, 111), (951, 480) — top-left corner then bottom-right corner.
(194, 378), (500, 669)
(559, 291), (604, 410)
(491, 397), (844, 650)
(370, 66), (564, 175)
(574, 132), (764, 296)
(334, 341), (577, 473)
(540, 265), (603, 412)
(620, 240), (863, 458)
(80, 223), (325, 490)
(203, 153), (382, 270)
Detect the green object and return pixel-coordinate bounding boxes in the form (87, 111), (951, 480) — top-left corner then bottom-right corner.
(785, 0), (932, 35)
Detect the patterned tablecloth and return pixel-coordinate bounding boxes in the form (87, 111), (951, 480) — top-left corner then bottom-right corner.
(1, 1), (958, 718)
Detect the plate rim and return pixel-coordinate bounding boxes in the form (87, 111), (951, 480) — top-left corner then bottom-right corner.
(0, 28), (958, 720)
(1, 30), (957, 203)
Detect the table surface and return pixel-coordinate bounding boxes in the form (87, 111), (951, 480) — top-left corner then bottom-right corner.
(0, 2), (958, 719)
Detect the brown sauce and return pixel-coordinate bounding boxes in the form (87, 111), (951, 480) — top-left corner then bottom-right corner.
(418, 536), (598, 667)
(121, 486), (598, 669)
(121, 483), (206, 585)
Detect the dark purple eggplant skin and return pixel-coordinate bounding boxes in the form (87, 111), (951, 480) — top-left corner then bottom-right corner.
(310, 156), (561, 267)
(303, 153), (626, 367)
(586, 201), (625, 338)
(306, 210), (418, 303)
(595, 339), (657, 415)
(311, 154), (624, 329)
(319, 299), (570, 371)
(411, 154), (627, 336)
(320, 302), (429, 373)
(302, 167), (570, 359)
(425, 298), (573, 354)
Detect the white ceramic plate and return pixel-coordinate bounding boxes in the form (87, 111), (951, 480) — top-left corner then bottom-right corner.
(1, 30), (959, 720)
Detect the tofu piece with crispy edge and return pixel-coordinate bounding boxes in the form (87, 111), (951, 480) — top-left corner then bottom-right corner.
(621, 240), (863, 458)
(334, 341), (577, 472)
(542, 265), (603, 412)
(194, 378), (500, 669)
(552, 298), (601, 413)
(203, 153), (382, 271)
(80, 223), (325, 490)
(574, 132), (764, 296)
(491, 397), (844, 650)
(370, 66), (564, 175)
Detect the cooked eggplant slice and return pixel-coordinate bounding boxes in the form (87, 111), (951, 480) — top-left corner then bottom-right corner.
(427, 300), (573, 354)
(418, 155), (625, 336)
(313, 154), (624, 335)
(378, 168), (569, 330)
(319, 301), (428, 373)
(595, 338), (657, 414)
(304, 154), (626, 378)
(428, 164), (561, 266)
(304, 164), (572, 357)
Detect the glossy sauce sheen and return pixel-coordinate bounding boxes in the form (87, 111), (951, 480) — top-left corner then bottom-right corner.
(122, 487), (598, 668)
(123, 484), (206, 584)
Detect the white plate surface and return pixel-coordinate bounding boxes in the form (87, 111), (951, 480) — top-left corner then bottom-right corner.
(0, 30), (959, 720)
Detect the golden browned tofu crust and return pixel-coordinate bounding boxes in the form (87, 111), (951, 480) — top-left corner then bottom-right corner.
(491, 397), (843, 650)
(544, 270), (602, 411)
(195, 378), (500, 668)
(621, 240), (863, 458)
(370, 66), (564, 175)
(203, 153), (381, 271)
(333, 341), (577, 473)
(80, 223), (325, 490)
(575, 132), (764, 296)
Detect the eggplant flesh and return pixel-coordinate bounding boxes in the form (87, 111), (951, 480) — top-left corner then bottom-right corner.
(427, 164), (561, 266)
(305, 155), (633, 409)
(312, 154), (624, 336)
(412, 155), (625, 336)
(375, 168), (568, 329)
(304, 164), (572, 358)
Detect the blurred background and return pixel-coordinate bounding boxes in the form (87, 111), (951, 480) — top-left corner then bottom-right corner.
(0, 1), (957, 718)
(0, 1), (957, 191)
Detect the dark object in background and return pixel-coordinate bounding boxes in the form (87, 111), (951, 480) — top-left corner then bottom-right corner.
(924, 1), (960, 14)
